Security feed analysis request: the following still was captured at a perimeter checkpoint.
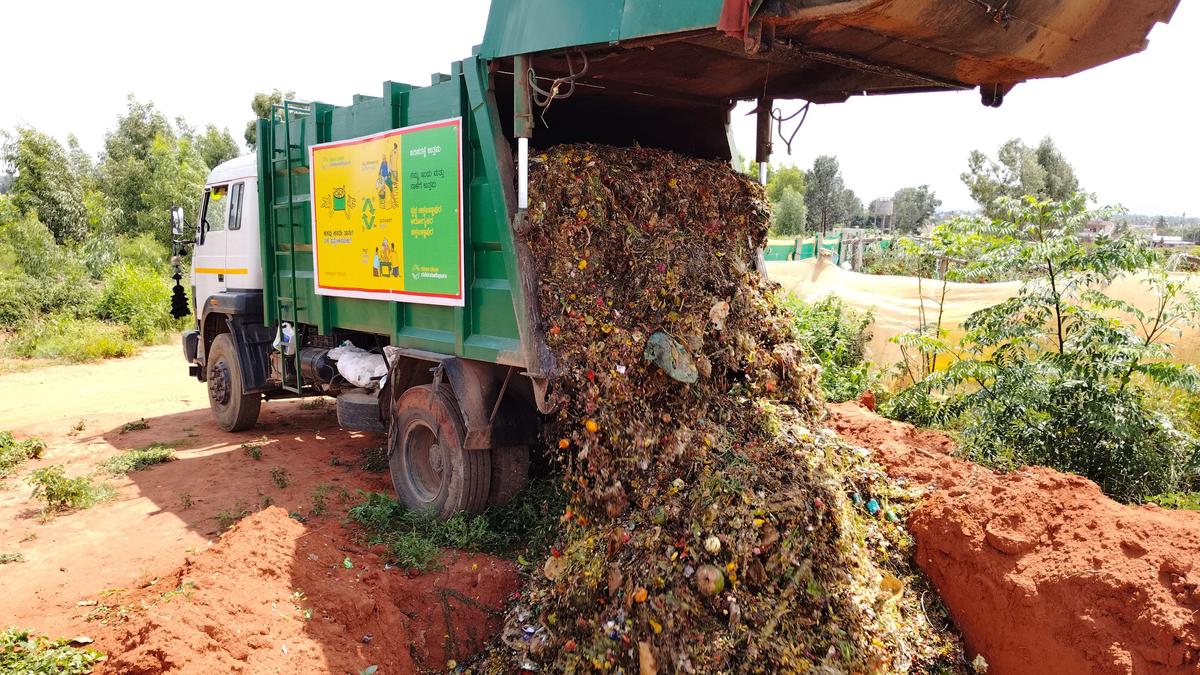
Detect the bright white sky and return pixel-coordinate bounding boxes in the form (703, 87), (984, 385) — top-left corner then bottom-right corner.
(2, 0), (1196, 215)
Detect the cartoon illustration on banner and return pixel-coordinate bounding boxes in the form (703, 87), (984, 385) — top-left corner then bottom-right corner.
(309, 118), (463, 305)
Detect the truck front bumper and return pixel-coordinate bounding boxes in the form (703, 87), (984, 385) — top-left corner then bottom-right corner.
(182, 330), (200, 378)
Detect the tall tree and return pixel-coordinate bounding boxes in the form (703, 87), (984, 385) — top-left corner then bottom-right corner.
(1, 127), (88, 243)
(841, 188), (865, 228)
(962, 137), (1080, 215)
(99, 97), (206, 241)
(190, 125), (240, 170)
(805, 155), (844, 235)
(772, 186), (807, 236)
(766, 165), (805, 203)
(892, 185), (942, 234)
(244, 89), (296, 149)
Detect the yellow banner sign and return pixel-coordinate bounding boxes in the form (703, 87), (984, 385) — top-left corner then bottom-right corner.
(308, 118), (463, 306)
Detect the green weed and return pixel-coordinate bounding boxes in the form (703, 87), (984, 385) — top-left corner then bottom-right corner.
(214, 501), (251, 531)
(0, 627), (106, 674)
(99, 445), (174, 475)
(241, 443), (263, 461)
(270, 466), (289, 488)
(0, 431), (46, 478)
(346, 479), (565, 571)
(27, 466), (115, 513)
(0, 552), (25, 564)
(299, 398), (327, 410)
(1145, 492), (1200, 510)
(2, 314), (137, 362)
(119, 419), (149, 433)
(179, 492), (193, 509)
(309, 484), (350, 517)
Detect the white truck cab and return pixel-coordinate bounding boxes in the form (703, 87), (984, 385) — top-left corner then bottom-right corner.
(192, 155), (262, 302)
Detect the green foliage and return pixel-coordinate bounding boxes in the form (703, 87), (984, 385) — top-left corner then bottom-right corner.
(805, 155), (845, 234)
(785, 294), (876, 402)
(94, 263), (172, 341)
(892, 185), (941, 234)
(884, 195), (1200, 502)
(309, 483), (350, 516)
(2, 127), (88, 243)
(215, 501), (252, 531)
(771, 187), (807, 236)
(188, 124), (240, 170)
(271, 466), (290, 488)
(841, 188), (865, 228)
(245, 89), (295, 149)
(99, 445), (175, 475)
(99, 97), (206, 244)
(0, 431), (46, 478)
(3, 314), (137, 362)
(0, 628), (106, 674)
(347, 479), (566, 571)
(242, 442), (263, 460)
(962, 137), (1080, 216)
(0, 553), (24, 564)
(1144, 492), (1200, 510)
(28, 466), (115, 512)
(766, 165), (805, 203)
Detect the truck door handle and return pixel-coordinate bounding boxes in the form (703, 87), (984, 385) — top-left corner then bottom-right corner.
(218, 274), (225, 282)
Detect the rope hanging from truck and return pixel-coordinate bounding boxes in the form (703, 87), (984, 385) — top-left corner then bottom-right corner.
(527, 50), (589, 127)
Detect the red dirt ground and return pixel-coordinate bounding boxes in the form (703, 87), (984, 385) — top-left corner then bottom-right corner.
(829, 402), (1200, 675)
(0, 346), (519, 673)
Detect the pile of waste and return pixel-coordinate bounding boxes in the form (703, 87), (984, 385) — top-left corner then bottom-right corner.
(482, 145), (962, 673)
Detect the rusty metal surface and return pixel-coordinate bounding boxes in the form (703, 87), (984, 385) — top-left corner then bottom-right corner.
(511, 0), (1179, 105)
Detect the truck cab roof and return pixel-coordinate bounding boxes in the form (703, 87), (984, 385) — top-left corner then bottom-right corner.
(206, 154), (257, 185)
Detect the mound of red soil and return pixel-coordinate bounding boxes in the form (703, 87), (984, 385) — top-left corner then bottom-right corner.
(829, 402), (1200, 674)
(92, 507), (518, 674)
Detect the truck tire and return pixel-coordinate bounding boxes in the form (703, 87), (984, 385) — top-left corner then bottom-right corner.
(206, 332), (262, 432)
(336, 389), (387, 434)
(390, 385), (491, 517)
(488, 445), (530, 506)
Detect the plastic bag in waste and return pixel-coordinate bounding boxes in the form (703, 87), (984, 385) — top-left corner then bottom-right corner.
(328, 342), (388, 389)
(643, 331), (698, 383)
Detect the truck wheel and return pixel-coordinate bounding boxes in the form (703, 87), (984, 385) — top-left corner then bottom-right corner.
(390, 385), (491, 517)
(488, 445), (530, 506)
(206, 332), (262, 432)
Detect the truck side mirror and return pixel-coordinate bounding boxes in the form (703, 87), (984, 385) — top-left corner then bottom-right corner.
(170, 205), (186, 238)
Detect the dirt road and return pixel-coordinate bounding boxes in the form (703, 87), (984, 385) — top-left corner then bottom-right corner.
(0, 346), (517, 673)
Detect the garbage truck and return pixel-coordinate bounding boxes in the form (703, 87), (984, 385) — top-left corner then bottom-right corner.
(174, 0), (1178, 516)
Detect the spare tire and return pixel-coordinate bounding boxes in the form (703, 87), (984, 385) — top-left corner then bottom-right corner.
(337, 389), (386, 434)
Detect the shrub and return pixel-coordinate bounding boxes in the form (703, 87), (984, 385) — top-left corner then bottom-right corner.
(0, 431), (46, 478)
(27, 465), (114, 512)
(99, 445), (175, 475)
(785, 294), (875, 402)
(94, 263), (172, 342)
(3, 314), (136, 362)
(0, 627), (106, 674)
(884, 195), (1200, 502)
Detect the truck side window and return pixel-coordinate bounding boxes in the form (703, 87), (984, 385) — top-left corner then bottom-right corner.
(229, 182), (244, 231)
(200, 184), (230, 244)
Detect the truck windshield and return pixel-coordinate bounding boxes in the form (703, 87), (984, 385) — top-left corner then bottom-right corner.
(201, 184), (230, 240)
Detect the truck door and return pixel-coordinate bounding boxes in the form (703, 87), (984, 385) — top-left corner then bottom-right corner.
(193, 183), (231, 306)
(223, 181), (262, 291)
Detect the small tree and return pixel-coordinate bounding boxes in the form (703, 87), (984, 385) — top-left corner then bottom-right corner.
(772, 187), (807, 236)
(886, 194), (1200, 502)
(805, 155), (844, 235)
(962, 137), (1080, 216)
(892, 185), (941, 234)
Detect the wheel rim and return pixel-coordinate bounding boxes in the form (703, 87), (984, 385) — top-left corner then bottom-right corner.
(209, 360), (231, 405)
(403, 420), (446, 503)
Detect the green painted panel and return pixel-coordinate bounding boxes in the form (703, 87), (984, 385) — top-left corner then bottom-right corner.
(618, 0), (723, 40)
(259, 58), (525, 366)
(482, 0), (623, 58)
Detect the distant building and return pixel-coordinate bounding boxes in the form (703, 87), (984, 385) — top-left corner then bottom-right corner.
(0, 173), (12, 195)
(1150, 234), (1188, 247)
(868, 198), (895, 231)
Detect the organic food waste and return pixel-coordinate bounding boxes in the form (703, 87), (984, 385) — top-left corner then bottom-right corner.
(481, 145), (963, 673)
